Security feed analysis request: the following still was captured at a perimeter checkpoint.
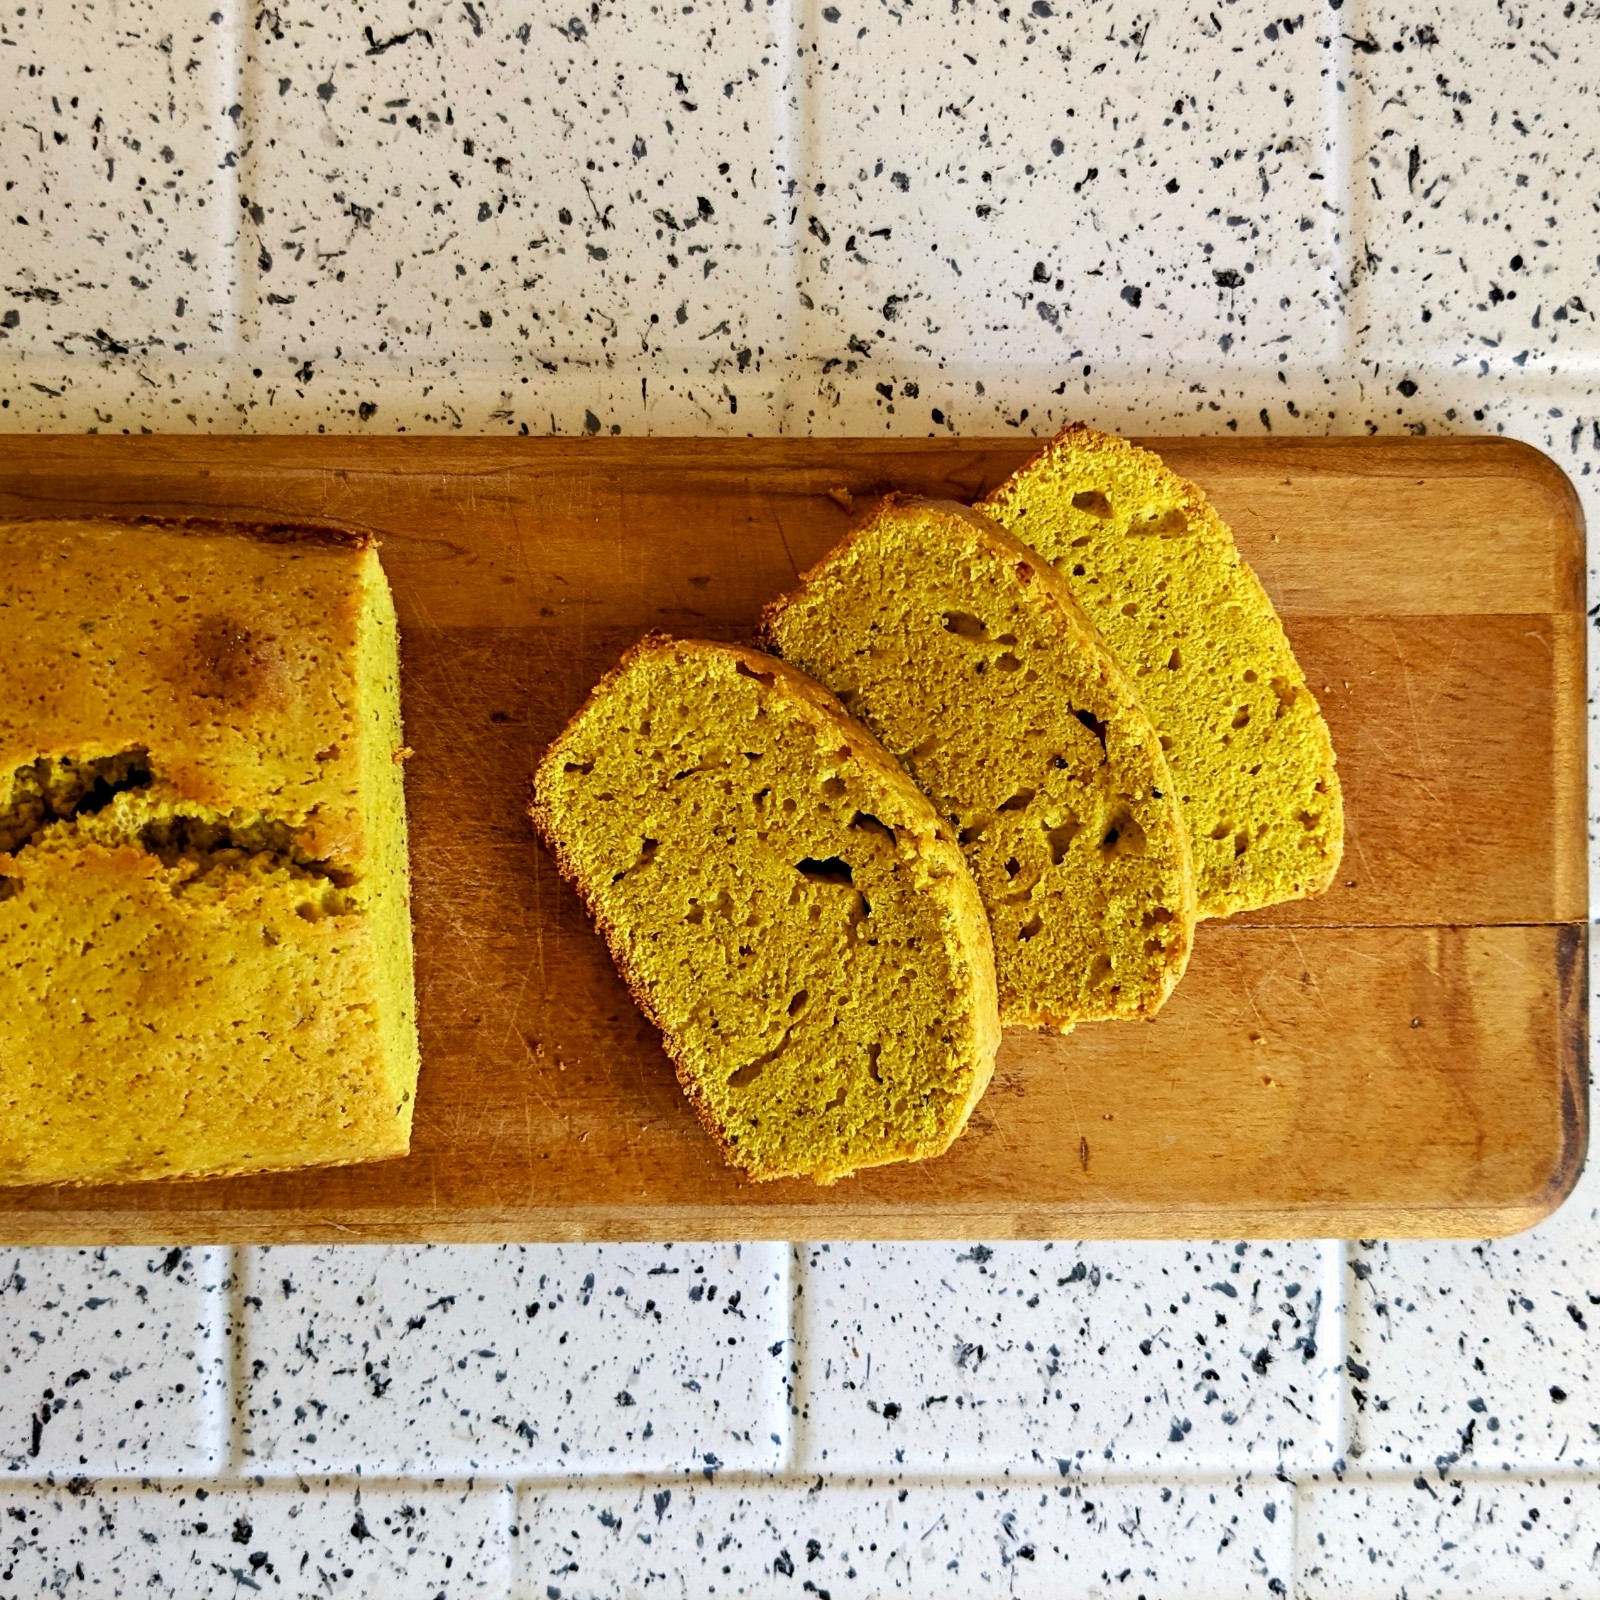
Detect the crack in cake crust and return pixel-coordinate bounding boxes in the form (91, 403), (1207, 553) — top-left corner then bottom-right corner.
(0, 751), (356, 908)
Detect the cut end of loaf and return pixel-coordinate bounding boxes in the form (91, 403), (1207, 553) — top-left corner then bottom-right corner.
(530, 633), (999, 1185)
(761, 495), (1197, 1028)
(980, 424), (1344, 919)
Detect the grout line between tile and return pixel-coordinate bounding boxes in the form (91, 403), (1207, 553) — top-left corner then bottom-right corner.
(1322, 0), (1357, 373)
(774, 1240), (798, 1475)
(786, 1241), (816, 1477)
(8, 1464), (1596, 1500)
(199, 1245), (236, 1472)
(1290, 1463), (1600, 1488)
(224, 1244), (250, 1474)
(227, 0), (269, 408)
(1290, 1476), (1312, 1598)
(1321, 1239), (1353, 1475)
(0, 369), (1272, 441)
(218, 0), (247, 363)
(18, 350), (1600, 437)
(773, 0), (807, 435)
(0, 1467), (1309, 1496)
(494, 1479), (520, 1599)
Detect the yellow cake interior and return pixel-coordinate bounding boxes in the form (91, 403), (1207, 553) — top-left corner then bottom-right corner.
(761, 497), (1195, 1028)
(981, 426), (1343, 916)
(531, 637), (998, 1184)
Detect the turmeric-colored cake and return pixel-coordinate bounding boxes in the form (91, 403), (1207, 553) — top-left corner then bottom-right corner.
(529, 635), (1000, 1185)
(0, 518), (419, 1186)
(981, 425), (1343, 917)
(760, 497), (1195, 1028)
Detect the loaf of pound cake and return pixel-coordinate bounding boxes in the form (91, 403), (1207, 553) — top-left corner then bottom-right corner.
(0, 517), (419, 1186)
(761, 496), (1196, 1029)
(981, 425), (1343, 918)
(529, 635), (1000, 1185)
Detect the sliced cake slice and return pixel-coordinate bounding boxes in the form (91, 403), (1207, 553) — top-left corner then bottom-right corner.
(760, 497), (1195, 1029)
(529, 634), (1000, 1186)
(980, 425), (1343, 918)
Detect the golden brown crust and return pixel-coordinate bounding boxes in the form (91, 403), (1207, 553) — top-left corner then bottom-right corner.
(21, 1143), (411, 1191)
(0, 512), (375, 551)
(528, 632), (999, 1185)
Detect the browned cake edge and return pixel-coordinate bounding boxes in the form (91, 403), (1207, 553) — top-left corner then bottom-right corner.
(527, 631), (1001, 1185)
(755, 493), (1198, 1024)
(979, 423), (1345, 913)
(755, 492), (1113, 657)
(0, 513), (375, 551)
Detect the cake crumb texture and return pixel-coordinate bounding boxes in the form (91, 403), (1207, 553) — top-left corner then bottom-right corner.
(761, 496), (1196, 1028)
(0, 519), (419, 1187)
(981, 425), (1343, 918)
(529, 635), (1000, 1185)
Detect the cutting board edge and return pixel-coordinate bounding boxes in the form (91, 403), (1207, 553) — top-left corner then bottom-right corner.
(0, 436), (1587, 1244)
(3, 1008), (1582, 1247)
(0, 1195), (1580, 1247)
(0, 913), (1587, 1249)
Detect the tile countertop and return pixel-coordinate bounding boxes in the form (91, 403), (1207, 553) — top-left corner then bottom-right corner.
(0, 0), (1596, 1595)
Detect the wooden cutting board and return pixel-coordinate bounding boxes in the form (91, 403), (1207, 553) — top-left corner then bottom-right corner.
(0, 436), (1586, 1242)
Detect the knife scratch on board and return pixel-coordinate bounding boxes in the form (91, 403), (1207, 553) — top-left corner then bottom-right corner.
(1286, 931), (1331, 1025)
(1388, 620), (1442, 808)
(771, 507), (801, 583)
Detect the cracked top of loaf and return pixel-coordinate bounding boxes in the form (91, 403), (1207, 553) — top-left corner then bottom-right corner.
(1, 517), (376, 865)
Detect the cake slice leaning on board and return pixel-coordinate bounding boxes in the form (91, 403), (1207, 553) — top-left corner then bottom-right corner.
(760, 496), (1196, 1030)
(529, 634), (1000, 1185)
(0, 517), (419, 1186)
(980, 425), (1343, 918)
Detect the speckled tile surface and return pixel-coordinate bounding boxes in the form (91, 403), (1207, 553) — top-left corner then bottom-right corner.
(795, 1241), (1343, 1477)
(0, 1477), (511, 1597)
(1, 1247), (227, 1477)
(1346, 1153), (1600, 1479)
(2, 0), (1599, 1594)
(513, 1475), (1294, 1598)
(235, 1244), (789, 1476)
(1348, 0), (1600, 375)
(792, 0), (1343, 387)
(1298, 1475), (1600, 1599)
(239, 0), (796, 394)
(0, 1), (237, 362)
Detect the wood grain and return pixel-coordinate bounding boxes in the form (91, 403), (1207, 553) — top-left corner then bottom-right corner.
(0, 435), (1585, 1241)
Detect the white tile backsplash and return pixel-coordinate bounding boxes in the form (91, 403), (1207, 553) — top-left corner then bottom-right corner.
(793, 1240), (1344, 1477)
(0, 1477), (511, 1598)
(235, 1244), (790, 1476)
(238, 0), (798, 381)
(0, 0), (238, 360)
(2, 0), (1596, 1591)
(1298, 1475), (1600, 1599)
(1346, 1157), (1600, 1477)
(795, 0), (1344, 376)
(0, 1247), (227, 1477)
(513, 1474), (1294, 1598)
(1348, 0), (1600, 375)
